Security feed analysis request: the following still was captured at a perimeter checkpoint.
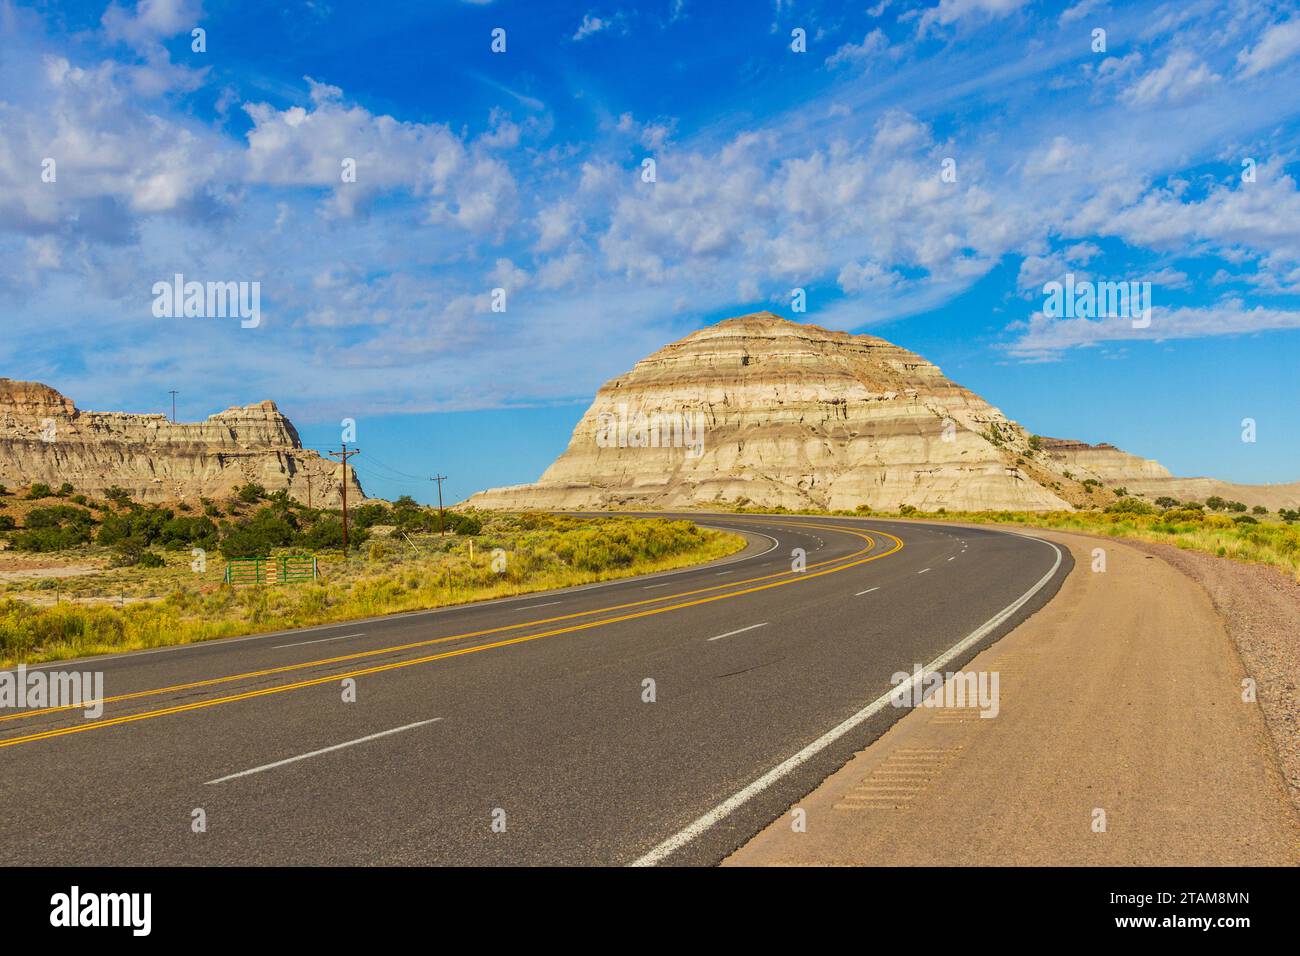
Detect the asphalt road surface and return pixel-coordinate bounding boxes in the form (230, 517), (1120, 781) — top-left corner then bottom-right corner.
(0, 513), (1071, 866)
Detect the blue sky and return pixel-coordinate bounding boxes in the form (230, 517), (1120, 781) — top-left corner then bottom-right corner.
(3, 0), (1300, 503)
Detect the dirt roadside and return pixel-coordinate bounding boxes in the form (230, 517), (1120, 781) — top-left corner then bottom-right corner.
(725, 529), (1300, 866)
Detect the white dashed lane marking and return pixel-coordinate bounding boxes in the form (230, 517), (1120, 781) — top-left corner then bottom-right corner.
(707, 623), (769, 642)
(274, 633), (364, 649)
(206, 719), (442, 784)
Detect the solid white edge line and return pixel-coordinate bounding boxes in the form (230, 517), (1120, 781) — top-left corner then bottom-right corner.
(629, 533), (1064, 866)
(706, 622), (769, 642)
(514, 602), (561, 610)
(205, 718), (442, 784)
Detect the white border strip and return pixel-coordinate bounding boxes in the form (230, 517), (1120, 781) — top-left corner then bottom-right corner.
(630, 533), (1063, 866)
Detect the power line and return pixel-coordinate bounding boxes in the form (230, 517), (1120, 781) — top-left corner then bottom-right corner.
(328, 444), (361, 552)
(362, 454), (430, 482)
(431, 474), (448, 536)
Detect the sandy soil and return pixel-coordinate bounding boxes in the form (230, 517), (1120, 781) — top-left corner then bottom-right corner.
(1120, 539), (1300, 814)
(727, 530), (1300, 866)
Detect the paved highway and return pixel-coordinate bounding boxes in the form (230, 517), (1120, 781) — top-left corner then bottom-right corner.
(0, 513), (1070, 866)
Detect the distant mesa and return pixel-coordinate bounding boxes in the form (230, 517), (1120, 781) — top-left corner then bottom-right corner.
(0, 378), (363, 506)
(466, 313), (1299, 513)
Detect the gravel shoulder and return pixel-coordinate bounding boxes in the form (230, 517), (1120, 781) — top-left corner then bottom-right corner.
(1116, 538), (1300, 815)
(726, 528), (1300, 866)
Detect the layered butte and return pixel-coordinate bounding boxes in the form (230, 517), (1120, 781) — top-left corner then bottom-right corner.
(0, 378), (363, 506)
(466, 313), (1297, 513)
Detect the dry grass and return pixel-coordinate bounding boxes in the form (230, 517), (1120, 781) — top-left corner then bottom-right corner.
(720, 503), (1300, 582)
(921, 509), (1300, 581)
(0, 514), (744, 665)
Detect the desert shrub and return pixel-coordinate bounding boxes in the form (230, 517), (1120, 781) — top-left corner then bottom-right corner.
(25, 483), (54, 500)
(104, 486), (132, 506)
(1154, 496), (1180, 509)
(13, 505), (95, 552)
(445, 511), (482, 536)
(1105, 497), (1156, 515)
(159, 516), (219, 550)
(351, 503), (392, 529)
(236, 483), (266, 503)
(219, 510), (297, 559)
(96, 506), (174, 548)
(13, 525), (92, 552)
(300, 517), (366, 551)
(23, 505), (94, 529)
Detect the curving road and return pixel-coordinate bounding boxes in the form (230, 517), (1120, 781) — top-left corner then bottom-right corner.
(0, 513), (1071, 866)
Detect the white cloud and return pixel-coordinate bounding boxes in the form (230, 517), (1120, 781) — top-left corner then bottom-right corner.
(573, 12), (625, 41)
(826, 30), (890, 70)
(1059, 0), (1104, 26)
(1122, 50), (1219, 106)
(102, 0), (201, 47)
(1023, 135), (1077, 176)
(241, 78), (516, 230)
(1237, 18), (1300, 78)
(917, 0), (1030, 37)
(1009, 300), (1300, 359)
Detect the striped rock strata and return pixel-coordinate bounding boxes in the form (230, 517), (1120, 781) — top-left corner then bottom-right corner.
(0, 378), (363, 506)
(465, 313), (1200, 512)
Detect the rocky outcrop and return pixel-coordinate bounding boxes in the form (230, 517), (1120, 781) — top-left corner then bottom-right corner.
(467, 312), (1293, 514)
(466, 313), (1085, 512)
(0, 379), (363, 506)
(1039, 438), (1171, 483)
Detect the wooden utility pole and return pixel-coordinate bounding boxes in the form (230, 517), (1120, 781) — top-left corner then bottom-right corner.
(329, 444), (361, 551)
(169, 390), (179, 423)
(305, 472), (313, 509)
(431, 474), (448, 535)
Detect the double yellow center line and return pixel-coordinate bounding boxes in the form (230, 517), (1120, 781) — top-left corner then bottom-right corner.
(0, 521), (903, 750)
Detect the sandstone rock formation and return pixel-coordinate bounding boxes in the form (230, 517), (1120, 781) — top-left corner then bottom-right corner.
(0, 379), (363, 506)
(465, 313), (1297, 513)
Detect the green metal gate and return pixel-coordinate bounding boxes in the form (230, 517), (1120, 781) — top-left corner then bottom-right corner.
(224, 554), (318, 586)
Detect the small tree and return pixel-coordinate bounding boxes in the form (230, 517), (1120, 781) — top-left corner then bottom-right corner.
(104, 485), (132, 506)
(236, 483), (266, 504)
